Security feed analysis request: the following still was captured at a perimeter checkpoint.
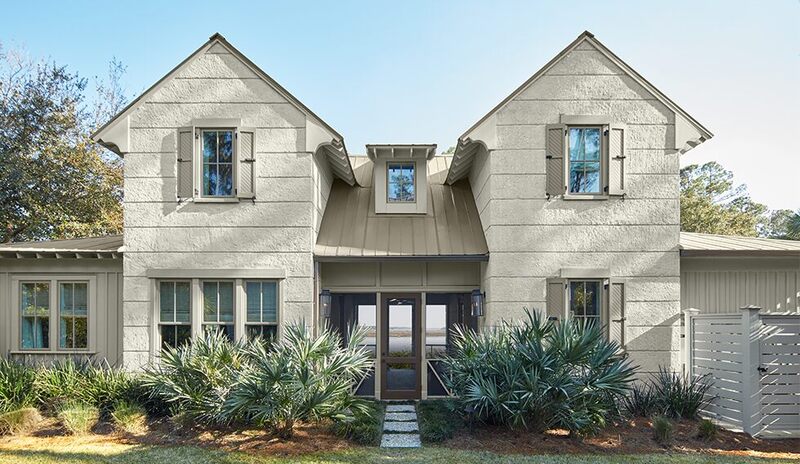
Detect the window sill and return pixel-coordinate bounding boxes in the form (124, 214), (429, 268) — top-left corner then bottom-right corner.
(9, 350), (97, 355)
(191, 197), (240, 204)
(562, 194), (609, 201)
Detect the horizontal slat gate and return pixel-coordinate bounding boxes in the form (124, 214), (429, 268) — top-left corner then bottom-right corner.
(759, 315), (800, 435)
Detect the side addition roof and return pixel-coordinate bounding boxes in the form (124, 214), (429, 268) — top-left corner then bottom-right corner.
(0, 235), (123, 259)
(315, 156), (488, 260)
(91, 33), (356, 185)
(680, 232), (800, 257)
(447, 30), (714, 184)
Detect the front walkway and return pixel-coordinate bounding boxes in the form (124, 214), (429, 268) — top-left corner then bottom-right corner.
(380, 404), (421, 448)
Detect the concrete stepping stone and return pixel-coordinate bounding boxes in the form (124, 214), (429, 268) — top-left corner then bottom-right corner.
(381, 433), (421, 448)
(384, 412), (417, 421)
(383, 421), (419, 432)
(386, 404), (415, 413)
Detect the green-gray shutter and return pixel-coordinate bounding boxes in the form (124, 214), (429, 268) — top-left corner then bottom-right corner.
(607, 124), (626, 196)
(608, 281), (626, 349)
(237, 128), (256, 199)
(177, 127), (194, 200)
(546, 278), (565, 322)
(545, 124), (566, 198)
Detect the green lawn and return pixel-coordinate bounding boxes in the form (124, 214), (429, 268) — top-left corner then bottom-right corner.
(0, 445), (796, 464)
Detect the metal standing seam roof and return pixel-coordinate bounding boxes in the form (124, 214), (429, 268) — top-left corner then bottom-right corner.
(0, 235), (123, 259)
(680, 232), (800, 256)
(315, 156), (489, 260)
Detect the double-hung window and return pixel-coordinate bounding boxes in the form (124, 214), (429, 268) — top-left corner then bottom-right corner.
(21, 282), (50, 350)
(569, 280), (602, 327)
(245, 281), (278, 340)
(159, 281), (191, 349)
(201, 129), (235, 197)
(59, 282), (88, 350)
(567, 127), (602, 195)
(387, 163), (416, 203)
(202, 281), (235, 340)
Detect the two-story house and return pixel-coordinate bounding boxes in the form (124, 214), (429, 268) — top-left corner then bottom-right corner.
(1, 31), (798, 400)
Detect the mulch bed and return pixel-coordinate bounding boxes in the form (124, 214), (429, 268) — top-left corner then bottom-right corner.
(442, 418), (800, 460)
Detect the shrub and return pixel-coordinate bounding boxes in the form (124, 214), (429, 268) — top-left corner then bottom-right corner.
(622, 382), (660, 417)
(697, 418), (717, 441)
(0, 407), (41, 435)
(223, 324), (373, 438)
(417, 400), (463, 443)
(444, 310), (635, 435)
(0, 360), (38, 412)
(652, 415), (673, 444)
(142, 331), (249, 425)
(331, 401), (383, 445)
(59, 402), (99, 435)
(36, 359), (138, 414)
(649, 367), (712, 419)
(111, 401), (148, 435)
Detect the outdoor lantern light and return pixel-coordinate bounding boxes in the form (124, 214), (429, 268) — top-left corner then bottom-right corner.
(320, 289), (332, 319)
(470, 288), (485, 318)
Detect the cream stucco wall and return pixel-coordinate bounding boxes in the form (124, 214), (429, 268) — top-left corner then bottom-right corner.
(121, 44), (324, 369)
(472, 41), (682, 373)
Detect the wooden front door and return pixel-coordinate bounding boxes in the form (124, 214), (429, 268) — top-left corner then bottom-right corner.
(381, 293), (421, 400)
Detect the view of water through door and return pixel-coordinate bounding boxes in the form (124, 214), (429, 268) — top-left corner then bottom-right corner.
(381, 294), (420, 399)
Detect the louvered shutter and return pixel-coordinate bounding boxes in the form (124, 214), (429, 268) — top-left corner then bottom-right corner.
(177, 127), (195, 200)
(545, 124), (566, 198)
(546, 278), (566, 322)
(237, 128), (256, 199)
(607, 281), (626, 349)
(607, 124), (626, 196)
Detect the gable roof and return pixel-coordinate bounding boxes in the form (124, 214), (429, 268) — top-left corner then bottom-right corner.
(315, 156), (488, 260)
(92, 33), (356, 185)
(680, 232), (800, 256)
(447, 30), (713, 184)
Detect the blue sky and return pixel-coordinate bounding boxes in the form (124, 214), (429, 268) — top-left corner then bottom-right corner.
(3, 0), (798, 209)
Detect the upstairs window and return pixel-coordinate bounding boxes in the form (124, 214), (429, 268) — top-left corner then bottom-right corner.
(201, 129), (234, 197)
(387, 163), (416, 203)
(567, 127), (602, 194)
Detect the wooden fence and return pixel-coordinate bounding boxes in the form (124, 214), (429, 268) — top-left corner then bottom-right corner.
(684, 307), (800, 438)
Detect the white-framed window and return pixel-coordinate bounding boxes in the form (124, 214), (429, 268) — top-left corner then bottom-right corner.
(245, 280), (278, 341)
(387, 162), (416, 203)
(200, 129), (235, 198)
(58, 282), (88, 350)
(158, 281), (192, 350)
(16, 276), (94, 353)
(568, 280), (602, 326)
(566, 127), (602, 195)
(20, 282), (50, 350)
(202, 280), (235, 340)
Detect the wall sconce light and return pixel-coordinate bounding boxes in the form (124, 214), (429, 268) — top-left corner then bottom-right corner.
(470, 288), (485, 318)
(320, 289), (332, 319)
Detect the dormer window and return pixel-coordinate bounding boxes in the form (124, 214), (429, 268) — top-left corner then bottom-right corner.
(367, 144), (436, 214)
(387, 162), (416, 203)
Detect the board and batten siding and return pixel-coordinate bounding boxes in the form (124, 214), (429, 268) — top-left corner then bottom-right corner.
(473, 41), (682, 373)
(0, 258), (123, 364)
(121, 44), (324, 369)
(681, 256), (800, 314)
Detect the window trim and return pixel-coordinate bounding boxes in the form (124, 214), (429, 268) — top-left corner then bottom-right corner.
(197, 128), (237, 200)
(386, 161), (417, 204)
(565, 126), (604, 197)
(12, 276), (95, 354)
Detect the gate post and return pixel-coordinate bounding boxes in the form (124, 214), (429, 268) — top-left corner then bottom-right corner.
(740, 305), (762, 436)
(682, 308), (700, 377)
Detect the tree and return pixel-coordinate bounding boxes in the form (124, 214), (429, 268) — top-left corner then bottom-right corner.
(680, 162), (767, 237)
(0, 45), (126, 243)
(760, 209), (800, 240)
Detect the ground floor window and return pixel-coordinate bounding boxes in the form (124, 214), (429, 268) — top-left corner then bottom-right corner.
(21, 282), (50, 349)
(569, 280), (602, 326)
(18, 277), (93, 352)
(245, 280), (278, 341)
(155, 278), (281, 351)
(59, 282), (88, 349)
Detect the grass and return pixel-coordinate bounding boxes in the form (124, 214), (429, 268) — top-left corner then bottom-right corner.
(417, 399), (464, 443)
(0, 444), (795, 464)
